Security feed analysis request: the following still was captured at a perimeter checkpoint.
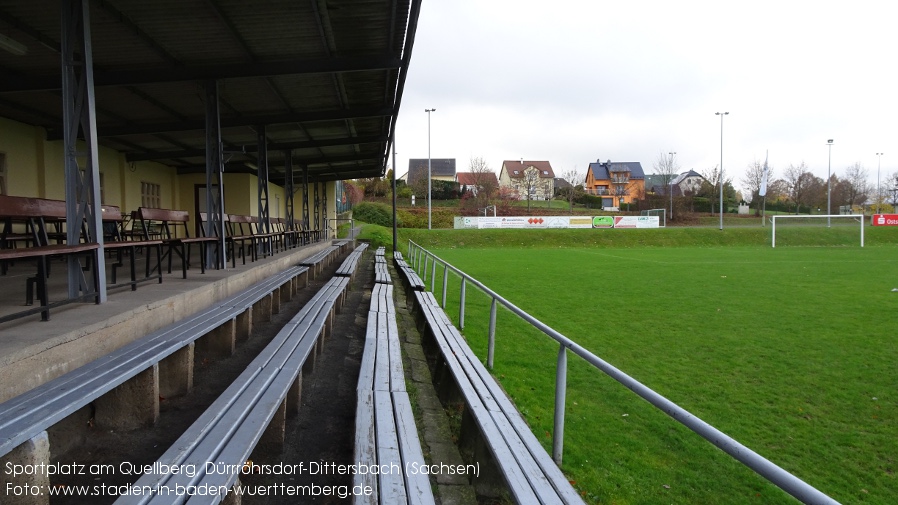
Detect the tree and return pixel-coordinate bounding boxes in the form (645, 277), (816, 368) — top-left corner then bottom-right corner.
(560, 168), (583, 214)
(843, 162), (869, 207)
(741, 159), (774, 215)
(652, 151), (680, 218)
(467, 156), (498, 209)
(700, 165), (721, 215)
(520, 166), (541, 212)
(783, 162), (823, 213)
(889, 171), (898, 206)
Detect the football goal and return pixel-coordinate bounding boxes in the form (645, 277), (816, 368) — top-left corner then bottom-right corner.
(771, 214), (864, 248)
(641, 208), (666, 227)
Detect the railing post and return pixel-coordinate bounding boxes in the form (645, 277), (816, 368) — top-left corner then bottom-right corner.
(441, 264), (449, 308)
(422, 255), (428, 279)
(553, 343), (568, 465)
(459, 278), (466, 330)
(487, 297), (497, 369)
(430, 257), (437, 291)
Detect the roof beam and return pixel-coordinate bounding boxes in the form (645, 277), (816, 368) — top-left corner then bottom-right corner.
(46, 106), (392, 139)
(125, 135), (387, 162)
(0, 56), (402, 93)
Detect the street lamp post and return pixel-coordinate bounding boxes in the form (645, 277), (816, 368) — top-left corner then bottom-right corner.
(425, 108), (436, 230)
(715, 112), (728, 230)
(876, 152), (884, 214)
(827, 139), (833, 227)
(668, 151), (676, 222)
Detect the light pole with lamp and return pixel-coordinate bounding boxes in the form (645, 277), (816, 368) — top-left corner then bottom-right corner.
(876, 152), (883, 214)
(715, 112), (728, 230)
(425, 108), (436, 230)
(668, 151), (676, 222)
(826, 139), (833, 227)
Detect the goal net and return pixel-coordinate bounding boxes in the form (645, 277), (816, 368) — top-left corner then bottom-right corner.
(641, 208), (666, 227)
(770, 214), (865, 247)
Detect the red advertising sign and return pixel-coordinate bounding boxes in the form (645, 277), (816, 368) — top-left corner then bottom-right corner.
(872, 214), (898, 226)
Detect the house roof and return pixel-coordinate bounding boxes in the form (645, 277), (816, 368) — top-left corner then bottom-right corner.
(0, 1), (420, 184)
(456, 171), (498, 187)
(671, 170), (704, 186)
(553, 177), (573, 189)
(502, 160), (555, 178)
(407, 158), (456, 185)
(587, 159), (645, 181)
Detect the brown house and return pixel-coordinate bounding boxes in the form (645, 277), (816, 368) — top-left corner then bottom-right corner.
(498, 160), (555, 200)
(584, 159), (645, 209)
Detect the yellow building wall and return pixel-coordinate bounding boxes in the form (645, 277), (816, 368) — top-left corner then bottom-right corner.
(1, 114), (337, 234)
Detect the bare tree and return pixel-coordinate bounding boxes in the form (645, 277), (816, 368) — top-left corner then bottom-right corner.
(467, 156), (498, 209)
(561, 168), (583, 214)
(889, 171), (898, 206)
(843, 162), (869, 207)
(652, 151), (679, 219)
(700, 165), (721, 215)
(518, 165), (541, 212)
(741, 159), (774, 215)
(784, 162), (824, 213)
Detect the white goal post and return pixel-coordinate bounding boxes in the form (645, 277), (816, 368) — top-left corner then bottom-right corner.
(641, 208), (666, 227)
(771, 214), (864, 248)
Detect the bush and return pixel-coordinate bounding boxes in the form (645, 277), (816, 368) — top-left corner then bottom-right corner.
(352, 202), (397, 227)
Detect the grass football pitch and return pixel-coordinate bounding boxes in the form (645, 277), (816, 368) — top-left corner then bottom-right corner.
(416, 244), (897, 504)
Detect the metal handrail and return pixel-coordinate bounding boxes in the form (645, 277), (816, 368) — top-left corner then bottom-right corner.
(408, 239), (840, 505)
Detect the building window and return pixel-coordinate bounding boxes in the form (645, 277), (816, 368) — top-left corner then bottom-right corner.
(141, 181), (161, 208)
(0, 153), (7, 195)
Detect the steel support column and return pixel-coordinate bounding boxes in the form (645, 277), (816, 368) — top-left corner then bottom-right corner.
(322, 181), (328, 238)
(301, 166), (310, 236)
(204, 80), (226, 269)
(284, 151), (295, 247)
(61, 0), (106, 301)
(313, 180), (320, 236)
(256, 125), (271, 254)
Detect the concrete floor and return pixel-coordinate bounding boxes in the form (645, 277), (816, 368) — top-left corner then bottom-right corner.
(0, 240), (333, 403)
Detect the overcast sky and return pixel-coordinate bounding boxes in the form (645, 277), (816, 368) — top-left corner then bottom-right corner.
(393, 0), (896, 194)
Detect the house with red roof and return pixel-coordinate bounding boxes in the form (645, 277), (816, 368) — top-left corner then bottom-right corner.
(498, 160), (555, 200)
(456, 171), (499, 197)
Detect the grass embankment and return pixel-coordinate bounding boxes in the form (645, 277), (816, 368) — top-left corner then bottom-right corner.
(353, 221), (898, 504)
(355, 223), (898, 252)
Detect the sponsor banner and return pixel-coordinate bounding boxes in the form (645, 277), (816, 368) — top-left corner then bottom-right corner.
(613, 216), (660, 228)
(592, 216), (614, 228)
(545, 216), (571, 228)
(454, 215), (662, 229)
(872, 214), (898, 226)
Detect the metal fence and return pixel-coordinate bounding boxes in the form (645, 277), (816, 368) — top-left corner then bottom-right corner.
(407, 239), (840, 505)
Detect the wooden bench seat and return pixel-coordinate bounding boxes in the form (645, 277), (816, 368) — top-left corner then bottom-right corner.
(354, 272), (434, 505)
(298, 244), (341, 278)
(374, 247), (391, 285)
(137, 207), (218, 279)
(101, 205), (164, 291)
(393, 251), (425, 291)
(0, 266), (308, 461)
(411, 291), (584, 504)
(335, 243), (369, 280)
(115, 276), (350, 505)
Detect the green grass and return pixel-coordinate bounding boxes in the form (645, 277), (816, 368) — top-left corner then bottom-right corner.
(408, 242), (898, 504)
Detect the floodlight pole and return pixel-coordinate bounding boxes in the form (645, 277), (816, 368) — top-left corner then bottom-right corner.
(425, 108), (436, 230)
(876, 152), (883, 215)
(715, 112), (728, 230)
(668, 151), (676, 221)
(827, 139), (833, 227)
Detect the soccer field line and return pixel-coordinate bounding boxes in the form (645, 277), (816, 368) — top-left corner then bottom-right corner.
(578, 249), (898, 266)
